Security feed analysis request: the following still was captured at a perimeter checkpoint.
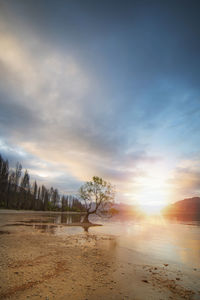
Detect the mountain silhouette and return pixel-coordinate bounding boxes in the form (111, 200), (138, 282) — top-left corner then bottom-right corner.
(163, 197), (200, 220)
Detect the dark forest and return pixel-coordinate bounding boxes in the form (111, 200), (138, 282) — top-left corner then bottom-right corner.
(0, 154), (85, 212)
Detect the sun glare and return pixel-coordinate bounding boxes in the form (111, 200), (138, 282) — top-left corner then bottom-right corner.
(134, 168), (171, 215)
(136, 190), (168, 215)
(139, 201), (167, 215)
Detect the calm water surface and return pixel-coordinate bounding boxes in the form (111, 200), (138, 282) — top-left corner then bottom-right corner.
(3, 212), (200, 268)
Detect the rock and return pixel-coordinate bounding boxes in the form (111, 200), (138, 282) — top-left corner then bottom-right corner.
(142, 280), (149, 283)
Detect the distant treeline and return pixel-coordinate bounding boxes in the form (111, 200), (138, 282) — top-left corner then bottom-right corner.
(0, 153), (85, 212)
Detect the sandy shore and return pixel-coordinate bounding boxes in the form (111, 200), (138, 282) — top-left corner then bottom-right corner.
(0, 211), (199, 300)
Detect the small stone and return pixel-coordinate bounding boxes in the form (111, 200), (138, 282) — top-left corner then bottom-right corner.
(142, 280), (149, 283)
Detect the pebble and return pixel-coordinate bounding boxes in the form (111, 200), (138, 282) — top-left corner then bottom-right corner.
(142, 280), (149, 283)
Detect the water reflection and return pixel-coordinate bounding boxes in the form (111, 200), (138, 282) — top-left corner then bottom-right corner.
(3, 212), (200, 268)
(165, 214), (200, 224)
(89, 215), (200, 268)
(6, 213), (102, 234)
(33, 224), (57, 233)
(21, 213), (83, 225)
(53, 213), (82, 224)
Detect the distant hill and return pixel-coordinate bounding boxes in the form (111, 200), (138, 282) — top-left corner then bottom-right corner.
(113, 202), (135, 212)
(162, 197), (200, 220)
(111, 202), (144, 218)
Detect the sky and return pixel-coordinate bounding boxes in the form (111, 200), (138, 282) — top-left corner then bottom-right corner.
(0, 0), (200, 211)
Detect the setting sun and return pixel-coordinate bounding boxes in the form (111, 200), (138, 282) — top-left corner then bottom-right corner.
(134, 167), (171, 215)
(138, 200), (167, 215)
(136, 189), (168, 215)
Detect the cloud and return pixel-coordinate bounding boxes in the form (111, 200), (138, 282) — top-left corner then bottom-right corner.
(0, 1), (200, 203)
(0, 138), (81, 194)
(0, 26), (140, 197)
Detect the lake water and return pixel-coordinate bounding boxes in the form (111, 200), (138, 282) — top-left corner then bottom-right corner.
(2, 211), (200, 269)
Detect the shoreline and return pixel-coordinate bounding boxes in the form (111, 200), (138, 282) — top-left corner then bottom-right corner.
(0, 212), (199, 299)
(0, 209), (86, 215)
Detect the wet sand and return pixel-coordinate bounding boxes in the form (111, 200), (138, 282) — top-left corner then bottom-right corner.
(0, 211), (200, 300)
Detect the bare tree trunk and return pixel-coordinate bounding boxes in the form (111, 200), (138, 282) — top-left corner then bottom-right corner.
(82, 212), (90, 223)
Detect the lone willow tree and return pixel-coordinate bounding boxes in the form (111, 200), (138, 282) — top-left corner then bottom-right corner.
(79, 176), (115, 223)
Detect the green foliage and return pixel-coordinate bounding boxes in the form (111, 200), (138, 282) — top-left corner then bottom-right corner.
(79, 176), (115, 217)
